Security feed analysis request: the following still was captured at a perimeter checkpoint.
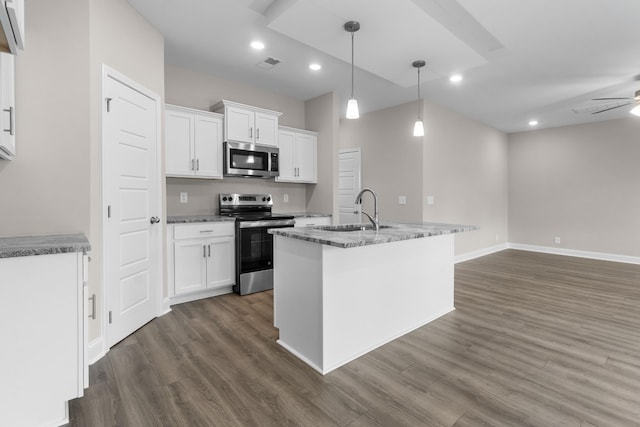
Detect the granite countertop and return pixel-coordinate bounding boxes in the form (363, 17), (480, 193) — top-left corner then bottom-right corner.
(167, 215), (235, 224)
(269, 222), (477, 249)
(281, 212), (332, 218)
(0, 233), (91, 259)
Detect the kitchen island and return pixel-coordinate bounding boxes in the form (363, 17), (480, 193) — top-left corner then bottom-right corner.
(270, 222), (476, 374)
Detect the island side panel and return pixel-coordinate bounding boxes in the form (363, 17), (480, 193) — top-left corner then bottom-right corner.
(273, 235), (324, 372)
(321, 234), (455, 373)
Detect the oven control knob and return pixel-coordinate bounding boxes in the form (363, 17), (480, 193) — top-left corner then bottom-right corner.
(222, 196), (227, 202)
(262, 197), (266, 202)
(266, 196), (271, 202)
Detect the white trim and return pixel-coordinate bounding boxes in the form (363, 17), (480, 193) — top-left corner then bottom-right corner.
(101, 64), (164, 350)
(455, 243), (508, 264)
(88, 337), (107, 365)
(169, 286), (233, 306)
(162, 297), (172, 315)
(508, 243), (640, 265)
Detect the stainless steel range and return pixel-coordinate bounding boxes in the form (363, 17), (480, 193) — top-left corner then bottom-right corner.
(219, 193), (295, 295)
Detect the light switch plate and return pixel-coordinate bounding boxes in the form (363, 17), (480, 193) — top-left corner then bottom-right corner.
(427, 196), (434, 205)
(284, 193), (289, 203)
(399, 196), (407, 205)
(180, 192), (188, 203)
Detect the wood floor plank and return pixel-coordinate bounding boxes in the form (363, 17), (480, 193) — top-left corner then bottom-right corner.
(68, 250), (640, 426)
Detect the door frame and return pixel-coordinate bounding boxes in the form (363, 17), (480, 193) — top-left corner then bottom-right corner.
(338, 148), (362, 224)
(100, 64), (164, 349)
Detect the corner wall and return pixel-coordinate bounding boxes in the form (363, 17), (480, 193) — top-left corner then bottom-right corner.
(422, 100), (509, 256)
(508, 118), (640, 257)
(305, 92), (339, 220)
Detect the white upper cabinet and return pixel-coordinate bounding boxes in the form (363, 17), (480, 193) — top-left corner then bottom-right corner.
(276, 126), (317, 184)
(0, 51), (14, 160)
(212, 100), (282, 147)
(165, 104), (223, 179)
(0, 0), (24, 54)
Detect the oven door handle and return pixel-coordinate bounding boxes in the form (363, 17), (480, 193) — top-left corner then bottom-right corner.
(239, 219), (295, 228)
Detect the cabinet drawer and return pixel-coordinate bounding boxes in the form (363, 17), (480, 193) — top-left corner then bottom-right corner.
(174, 222), (234, 240)
(294, 216), (331, 228)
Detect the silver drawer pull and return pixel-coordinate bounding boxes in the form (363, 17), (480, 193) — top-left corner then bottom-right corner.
(3, 107), (13, 136)
(88, 294), (96, 320)
(200, 230), (213, 233)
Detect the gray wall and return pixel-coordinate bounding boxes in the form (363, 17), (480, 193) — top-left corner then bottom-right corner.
(508, 118), (640, 257)
(305, 92), (339, 220)
(339, 99), (509, 256)
(340, 102), (424, 223)
(0, 0), (90, 237)
(422, 100), (509, 255)
(164, 64), (312, 215)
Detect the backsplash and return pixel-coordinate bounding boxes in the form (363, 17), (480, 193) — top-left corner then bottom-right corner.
(166, 177), (308, 215)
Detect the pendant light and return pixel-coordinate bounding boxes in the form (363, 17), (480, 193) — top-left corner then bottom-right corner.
(412, 60), (425, 136)
(344, 21), (360, 119)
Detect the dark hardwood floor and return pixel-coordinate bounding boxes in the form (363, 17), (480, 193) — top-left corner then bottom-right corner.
(68, 250), (640, 426)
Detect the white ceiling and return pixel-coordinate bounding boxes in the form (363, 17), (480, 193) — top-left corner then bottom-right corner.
(127, 0), (640, 133)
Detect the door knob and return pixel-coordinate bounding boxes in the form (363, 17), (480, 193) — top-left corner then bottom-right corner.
(150, 216), (161, 224)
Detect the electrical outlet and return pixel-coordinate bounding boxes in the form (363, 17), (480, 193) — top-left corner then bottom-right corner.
(284, 193), (289, 203)
(496, 234), (500, 242)
(179, 192), (188, 203)
(427, 195), (434, 205)
(399, 196), (407, 205)
(554, 237), (561, 244)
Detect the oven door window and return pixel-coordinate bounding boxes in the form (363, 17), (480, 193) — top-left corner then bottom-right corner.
(239, 226), (273, 273)
(230, 148), (268, 172)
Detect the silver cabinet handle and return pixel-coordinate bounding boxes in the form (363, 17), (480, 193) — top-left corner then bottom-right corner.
(249, 127), (253, 138)
(191, 159), (195, 171)
(196, 158), (200, 171)
(257, 128), (260, 140)
(88, 294), (96, 320)
(353, 210), (359, 214)
(208, 244), (211, 258)
(150, 216), (161, 224)
(3, 106), (13, 136)
(203, 244), (206, 258)
(199, 230), (213, 233)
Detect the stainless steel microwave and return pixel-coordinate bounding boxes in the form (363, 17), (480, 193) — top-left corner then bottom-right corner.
(224, 141), (280, 178)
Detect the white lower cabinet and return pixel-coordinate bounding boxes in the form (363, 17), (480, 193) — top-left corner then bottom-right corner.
(0, 251), (88, 427)
(294, 216), (331, 227)
(169, 222), (235, 304)
(0, 51), (15, 160)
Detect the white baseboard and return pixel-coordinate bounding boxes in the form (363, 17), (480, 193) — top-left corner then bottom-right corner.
(508, 243), (640, 265)
(455, 243), (509, 264)
(169, 286), (233, 306)
(162, 297), (172, 315)
(88, 337), (106, 365)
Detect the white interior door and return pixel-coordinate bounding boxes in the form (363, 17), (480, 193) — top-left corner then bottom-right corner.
(338, 149), (361, 224)
(104, 69), (161, 347)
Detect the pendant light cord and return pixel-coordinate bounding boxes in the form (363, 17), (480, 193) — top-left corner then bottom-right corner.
(351, 32), (355, 99)
(417, 66), (421, 119)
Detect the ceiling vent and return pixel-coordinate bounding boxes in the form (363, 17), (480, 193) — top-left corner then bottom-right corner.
(257, 57), (281, 70)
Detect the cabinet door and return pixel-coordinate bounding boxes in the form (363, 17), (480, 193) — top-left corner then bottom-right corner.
(296, 133), (317, 183)
(275, 129), (296, 182)
(174, 240), (207, 295)
(255, 112), (279, 146)
(226, 106), (254, 143)
(205, 237), (235, 289)
(0, 52), (14, 160)
(194, 114), (222, 178)
(165, 108), (195, 176)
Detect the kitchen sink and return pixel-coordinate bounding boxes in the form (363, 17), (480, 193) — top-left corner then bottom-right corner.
(318, 224), (391, 232)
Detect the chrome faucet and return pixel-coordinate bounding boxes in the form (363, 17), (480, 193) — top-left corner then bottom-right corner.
(355, 187), (379, 232)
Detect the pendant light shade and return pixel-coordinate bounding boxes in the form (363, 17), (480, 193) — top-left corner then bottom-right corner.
(345, 21), (360, 119)
(412, 60), (426, 136)
(631, 104), (640, 117)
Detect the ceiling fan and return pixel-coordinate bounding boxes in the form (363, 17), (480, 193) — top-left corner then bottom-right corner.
(592, 89), (640, 115)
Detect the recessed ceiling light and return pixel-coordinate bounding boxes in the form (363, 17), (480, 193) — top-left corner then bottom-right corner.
(529, 120), (539, 126)
(309, 63), (322, 71)
(449, 74), (463, 83)
(250, 40), (265, 50)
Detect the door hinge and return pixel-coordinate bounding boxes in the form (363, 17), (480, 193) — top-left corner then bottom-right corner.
(107, 205), (111, 218)
(108, 310), (113, 324)
(106, 97), (112, 112)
